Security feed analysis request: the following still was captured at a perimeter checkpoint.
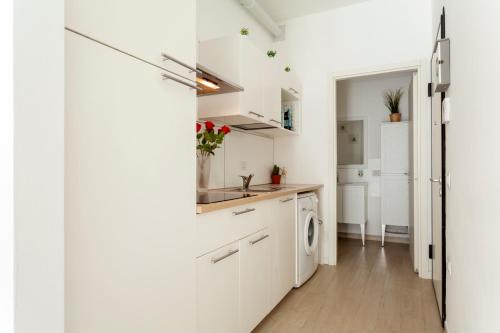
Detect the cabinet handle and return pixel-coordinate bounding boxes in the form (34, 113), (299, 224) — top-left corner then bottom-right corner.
(280, 197), (293, 203)
(232, 208), (256, 216)
(161, 53), (201, 74)
(270, 119), (282, 125)
(249, 234), (269, 245)
(211, 249), (239, 264)
(248, 111), (264, 118)
(288, 87), (299, 94)
(162, 73), (201, 90)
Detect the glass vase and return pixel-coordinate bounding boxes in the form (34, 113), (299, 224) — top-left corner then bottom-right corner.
(197, 153), (211, 192)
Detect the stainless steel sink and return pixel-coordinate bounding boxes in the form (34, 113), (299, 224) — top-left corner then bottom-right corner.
(230, 185), (283, 193)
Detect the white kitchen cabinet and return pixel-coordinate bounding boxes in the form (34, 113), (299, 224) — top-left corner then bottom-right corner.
(240, 229), (272, 333)
(270, 196), (296, 308)
(337, 184), (367, 245)
(263, 58), (282, 126)
(274, 59), (302, 134)
(197, 242), (240, 333)
(66, 0), (196, 73)
(197, 36), (301, 137)
(198, 36), (268, 127)
(65, 30), (196, 333)
(280, 67), (301, 98)
(196, 200), (268, 257)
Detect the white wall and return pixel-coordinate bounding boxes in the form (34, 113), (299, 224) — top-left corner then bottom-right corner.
(432, 1), (500, 332)
(198, 0), (276, 189)
(197, 0), (274, 50)
(0, 0), (14, 331)
(273, 0), (433, 265)
(337, 72), (413, 236)
(14, 0), (65, 332)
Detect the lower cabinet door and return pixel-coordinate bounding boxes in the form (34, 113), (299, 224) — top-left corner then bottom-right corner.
(381, 175), (409, 227)
(342, 185), (366, 224)
(240, 229), (271, 332)
(197, 242), (240, 333)
(271, 196), (296, 308)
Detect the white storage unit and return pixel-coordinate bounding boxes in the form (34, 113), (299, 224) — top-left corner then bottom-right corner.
(195, 195), (297, 332)
(66, 0), (196, 73)
(197, 36), (301, 137)
(270, 196), (296, 308)
(65, 7), (197, 331)
(381, 122), (409, 174)
(240, 229), (272, 333)
(197, 242), (240, 333)
(381, 175), (410, 227)
(337, 183), (367, 246)
(380, 122), (410, 246)
(197, 36), (268, 127)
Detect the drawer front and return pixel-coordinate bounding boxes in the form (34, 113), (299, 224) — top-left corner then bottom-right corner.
(196, 200), (270, 257)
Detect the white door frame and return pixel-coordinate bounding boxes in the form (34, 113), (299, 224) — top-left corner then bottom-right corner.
(327, 61), (432, 279)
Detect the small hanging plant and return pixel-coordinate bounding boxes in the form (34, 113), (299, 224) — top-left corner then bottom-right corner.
(240, 27), (249, 36)
(267, 50), (277, 58)
(284, 66), (291, 72)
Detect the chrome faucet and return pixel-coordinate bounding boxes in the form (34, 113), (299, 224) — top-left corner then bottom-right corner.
(239, 174), (254, 190)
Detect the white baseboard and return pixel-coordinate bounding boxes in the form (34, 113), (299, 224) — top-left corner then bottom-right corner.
(338, 232), (409, 244)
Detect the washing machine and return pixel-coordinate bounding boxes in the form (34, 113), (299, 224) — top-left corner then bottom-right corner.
(295, 192), (319, 288)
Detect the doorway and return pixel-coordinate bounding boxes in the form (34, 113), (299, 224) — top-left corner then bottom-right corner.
(328, 63), (429, 278)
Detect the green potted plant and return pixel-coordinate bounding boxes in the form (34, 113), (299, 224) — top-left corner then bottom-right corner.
(196, 121), (231, 191)
(383, 88), (404, 122)
(271, 164), (281, 184)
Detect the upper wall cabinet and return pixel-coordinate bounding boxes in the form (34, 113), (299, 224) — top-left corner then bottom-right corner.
(198, 36), (266, 127)
(66, 0), (196, 75)
(198, 36), (301, 137)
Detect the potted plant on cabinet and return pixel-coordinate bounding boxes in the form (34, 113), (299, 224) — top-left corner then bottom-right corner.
(271, 165), (282, 185)
(383, 88), (404, 122)
(196, 121), (231, 191)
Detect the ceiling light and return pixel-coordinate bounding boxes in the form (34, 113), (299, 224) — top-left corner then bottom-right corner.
(196, 77), (220, 90)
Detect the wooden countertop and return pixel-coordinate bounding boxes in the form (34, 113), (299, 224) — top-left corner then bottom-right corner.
(196, 184), (323, 214)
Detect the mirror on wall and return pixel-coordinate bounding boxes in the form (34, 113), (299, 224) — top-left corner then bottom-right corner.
(337, 119), (365, 167)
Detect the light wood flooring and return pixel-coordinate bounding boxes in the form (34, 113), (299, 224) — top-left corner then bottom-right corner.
(253, 238), (444, 333)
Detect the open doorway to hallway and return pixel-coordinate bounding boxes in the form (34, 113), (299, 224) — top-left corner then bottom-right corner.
(335, 70), (418, 269)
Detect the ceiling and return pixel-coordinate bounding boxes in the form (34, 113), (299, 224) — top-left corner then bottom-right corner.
(257, 0), (370, 22)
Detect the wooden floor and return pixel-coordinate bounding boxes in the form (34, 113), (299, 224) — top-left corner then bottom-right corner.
(253, 238), (444, 333)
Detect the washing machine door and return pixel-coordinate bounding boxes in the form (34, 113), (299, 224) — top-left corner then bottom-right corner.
(303, 211), (319, 256)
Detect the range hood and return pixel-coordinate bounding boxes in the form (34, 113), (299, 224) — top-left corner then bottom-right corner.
(196, 64), (244, 96)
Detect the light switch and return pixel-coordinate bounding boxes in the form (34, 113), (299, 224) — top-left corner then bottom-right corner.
(442, 97), (451, 124)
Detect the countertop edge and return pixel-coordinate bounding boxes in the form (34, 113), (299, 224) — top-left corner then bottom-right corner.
(196, 184), (323, 214)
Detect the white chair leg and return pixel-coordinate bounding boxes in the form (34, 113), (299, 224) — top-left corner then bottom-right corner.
(381, 224), (386, 247)
(360, 223), (365, 247)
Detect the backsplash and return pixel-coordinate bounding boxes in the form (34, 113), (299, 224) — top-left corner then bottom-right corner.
(207, 127), (274, 189)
